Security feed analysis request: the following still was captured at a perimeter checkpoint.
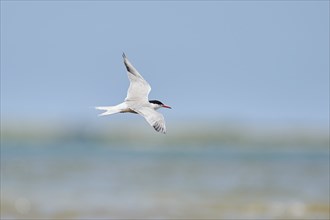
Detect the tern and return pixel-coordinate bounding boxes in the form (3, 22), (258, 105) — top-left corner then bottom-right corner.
(95, 53), (171, 134)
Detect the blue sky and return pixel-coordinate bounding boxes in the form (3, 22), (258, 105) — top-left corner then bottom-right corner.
(1, 1), (329, 126)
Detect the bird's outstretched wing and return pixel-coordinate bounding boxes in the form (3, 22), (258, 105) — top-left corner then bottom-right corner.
(123, 53), (151, 102)
(131, 105), (167, 134)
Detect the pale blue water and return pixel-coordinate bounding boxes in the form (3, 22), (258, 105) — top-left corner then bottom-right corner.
(1, 141), (329, 219)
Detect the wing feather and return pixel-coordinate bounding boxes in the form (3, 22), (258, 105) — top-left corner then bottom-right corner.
(130, 105), (166, 134)
(123, 53), (151, 102)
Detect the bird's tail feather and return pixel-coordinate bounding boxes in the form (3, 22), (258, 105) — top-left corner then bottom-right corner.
(95, 106), (120, 116)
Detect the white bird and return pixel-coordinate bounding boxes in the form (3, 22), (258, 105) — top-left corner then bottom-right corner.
(96, 53), (171, 134)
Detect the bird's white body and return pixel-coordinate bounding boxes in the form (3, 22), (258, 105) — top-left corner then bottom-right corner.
(95, 53), (170, 134)
(95, 102), (162, 115)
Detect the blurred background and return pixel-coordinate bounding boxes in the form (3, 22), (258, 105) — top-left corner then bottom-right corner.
(1, 1), (329, 219)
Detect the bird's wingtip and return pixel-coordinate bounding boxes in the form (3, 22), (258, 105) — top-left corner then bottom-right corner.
(122, 52), (126, 59)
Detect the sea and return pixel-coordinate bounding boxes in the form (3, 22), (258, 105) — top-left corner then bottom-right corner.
(1, 138), (329, 219)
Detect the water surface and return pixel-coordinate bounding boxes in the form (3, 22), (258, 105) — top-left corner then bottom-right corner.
(1, 140), (329, 219)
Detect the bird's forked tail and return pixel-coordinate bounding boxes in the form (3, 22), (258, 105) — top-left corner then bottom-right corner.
(95, 106), (120, 116)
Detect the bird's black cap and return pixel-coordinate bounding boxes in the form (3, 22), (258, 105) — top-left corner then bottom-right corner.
(149, 100), (163, 105)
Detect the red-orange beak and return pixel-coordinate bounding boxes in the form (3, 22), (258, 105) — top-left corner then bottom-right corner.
(162, 104), (172, 109)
